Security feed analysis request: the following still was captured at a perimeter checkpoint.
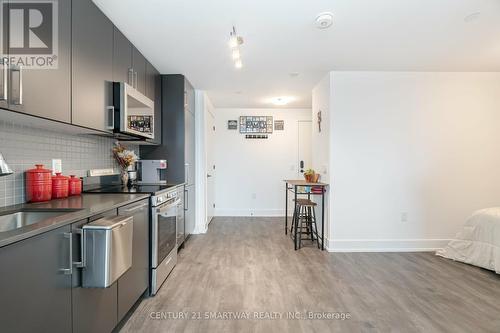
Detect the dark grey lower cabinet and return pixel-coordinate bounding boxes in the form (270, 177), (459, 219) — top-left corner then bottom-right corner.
(71, 211), (118, 333)
(0, 225), (72, 333)
(117, 199), (150, 321)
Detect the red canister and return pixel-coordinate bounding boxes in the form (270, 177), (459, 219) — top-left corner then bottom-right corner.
(25, 164), (52, 202)
(68, 175), (82, 196)
(52, 173), (69, 199)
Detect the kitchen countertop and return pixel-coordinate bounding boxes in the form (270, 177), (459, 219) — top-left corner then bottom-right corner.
(0, 193), (151, 248)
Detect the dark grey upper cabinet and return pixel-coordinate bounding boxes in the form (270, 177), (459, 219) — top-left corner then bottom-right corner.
(71, 212), (118, 333)
(72, 0), (114, 132)
(4, 0), (71, 122)
(0, 224), (72, 333)
(146, 61), (161, 144)
(113, 28), (133, 85)
(117, 199), (149, 321)
(132, 47), (147, 94)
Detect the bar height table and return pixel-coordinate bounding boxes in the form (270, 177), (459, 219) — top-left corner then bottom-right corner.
(284, 180), (328, 251)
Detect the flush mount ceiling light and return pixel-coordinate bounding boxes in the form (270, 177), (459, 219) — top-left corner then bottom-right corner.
(229, 26), (244, 69)
(315, 12), (334, 29)
(269, 96), (295, 106)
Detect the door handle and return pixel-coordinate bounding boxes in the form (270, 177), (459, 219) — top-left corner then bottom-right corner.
(184, 189), (188, 211)
(133, 71), (138, 89)
(60, 232), (73, 275)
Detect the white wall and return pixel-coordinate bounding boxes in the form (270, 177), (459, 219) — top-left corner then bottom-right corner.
(215, 108), (311, 216)
(323, 72), (500, 251)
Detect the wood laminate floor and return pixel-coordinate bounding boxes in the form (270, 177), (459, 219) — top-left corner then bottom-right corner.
(120, 217), (500, 333)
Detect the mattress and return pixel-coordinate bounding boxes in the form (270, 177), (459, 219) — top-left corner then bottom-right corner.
(436, 207), (500, 273)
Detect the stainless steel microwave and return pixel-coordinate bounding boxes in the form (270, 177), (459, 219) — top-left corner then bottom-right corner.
(112, 82), (155, 139)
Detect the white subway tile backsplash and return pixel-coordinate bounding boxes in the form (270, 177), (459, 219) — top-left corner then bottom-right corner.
(0, 120), (139, 207)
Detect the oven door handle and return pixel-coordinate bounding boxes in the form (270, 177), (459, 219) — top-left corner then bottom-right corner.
(157, 198), (181, 215)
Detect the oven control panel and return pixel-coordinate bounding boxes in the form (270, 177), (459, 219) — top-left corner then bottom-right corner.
(152, 189), (178, 207)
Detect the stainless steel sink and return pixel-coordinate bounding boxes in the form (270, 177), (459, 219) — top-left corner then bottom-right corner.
(0, 210), (80, 233)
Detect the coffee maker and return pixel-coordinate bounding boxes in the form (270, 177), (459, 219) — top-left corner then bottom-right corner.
(136, 160), (167, 184)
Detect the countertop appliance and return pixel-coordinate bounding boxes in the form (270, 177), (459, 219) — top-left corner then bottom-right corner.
(84, 178), (185, 295)
(113, 82), (155, 140)
(0, 153), (13, 177)
(81, 216), (134, 288)
(137, 160), (167, 185)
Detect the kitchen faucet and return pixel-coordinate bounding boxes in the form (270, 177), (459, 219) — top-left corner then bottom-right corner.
(0, 153), (13, 177)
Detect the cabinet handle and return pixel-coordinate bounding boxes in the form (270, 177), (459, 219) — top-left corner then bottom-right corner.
(60, 232), (73, 275)
(106, 106), (115, 130)
(122, 202), (148, 214)
(184, 189), (188, 211)
(133, 71), (138, 89)
(73, 229), (86, 268)
(10, 65), (22, 105)
(0, 61), (7, 101)
(128, 68), (134, 86)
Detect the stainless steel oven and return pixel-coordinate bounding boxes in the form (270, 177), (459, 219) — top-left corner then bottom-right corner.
(151, 188), (179, 295)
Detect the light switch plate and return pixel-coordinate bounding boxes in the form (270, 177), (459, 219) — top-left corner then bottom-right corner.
(52, 159), (62, 175)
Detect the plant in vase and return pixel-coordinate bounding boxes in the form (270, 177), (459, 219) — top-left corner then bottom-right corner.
(112, 142), (139, 185)
(304, 168), (319, 183)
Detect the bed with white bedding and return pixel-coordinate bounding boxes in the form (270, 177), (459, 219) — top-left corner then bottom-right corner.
(437, 207), (500, 273)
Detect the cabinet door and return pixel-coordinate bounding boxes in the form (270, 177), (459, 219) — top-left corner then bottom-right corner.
(0, 225), (72, 333)
(72, 0), (114, 132)
(117, 199), (150, 321)
(71, 213), (118, 333)
(185, 185), (196, 236)
(146, 62), (161, 144)
(6, 0), (71, 122)
(113, 27), (133, 85)
(132, 47), (146, 94)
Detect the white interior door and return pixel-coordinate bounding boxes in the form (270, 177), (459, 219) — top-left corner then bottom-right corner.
(297, 121), (312, 177)
(206, 110), (216, 225)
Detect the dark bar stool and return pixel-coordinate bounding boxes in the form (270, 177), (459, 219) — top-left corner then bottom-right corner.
(291, 199), (320, 250)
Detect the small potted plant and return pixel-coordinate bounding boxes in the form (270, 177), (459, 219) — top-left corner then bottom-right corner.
(112, 142), (139, 185)
(304, 168), (319, 183)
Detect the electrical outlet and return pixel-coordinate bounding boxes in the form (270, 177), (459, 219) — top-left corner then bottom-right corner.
(401, 212), (408, 223)
(52, 159), (62, 175)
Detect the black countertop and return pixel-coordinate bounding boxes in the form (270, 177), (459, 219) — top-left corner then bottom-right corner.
(0, 193), (151, 248)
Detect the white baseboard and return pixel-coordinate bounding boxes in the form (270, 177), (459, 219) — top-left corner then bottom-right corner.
(325, 238), (450, 253)
(215, 209), (291, 217)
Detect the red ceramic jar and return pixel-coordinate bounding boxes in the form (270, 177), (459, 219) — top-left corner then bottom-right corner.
(25, 164), (52, 202)
(52, 173), (69, 199)
(68, 175), (82, 196)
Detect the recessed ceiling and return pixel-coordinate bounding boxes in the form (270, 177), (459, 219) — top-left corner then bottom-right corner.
(94, 0), (500, 108)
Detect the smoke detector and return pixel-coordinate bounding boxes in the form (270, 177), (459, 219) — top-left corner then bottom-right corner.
(315, 12), (334, 29)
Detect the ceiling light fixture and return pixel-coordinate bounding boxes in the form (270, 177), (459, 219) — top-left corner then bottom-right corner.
(229, 26), (244, 69)
(269, 96), (295, 106)
(232, 49), (240, 60)
(315, 12), (334, 29)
